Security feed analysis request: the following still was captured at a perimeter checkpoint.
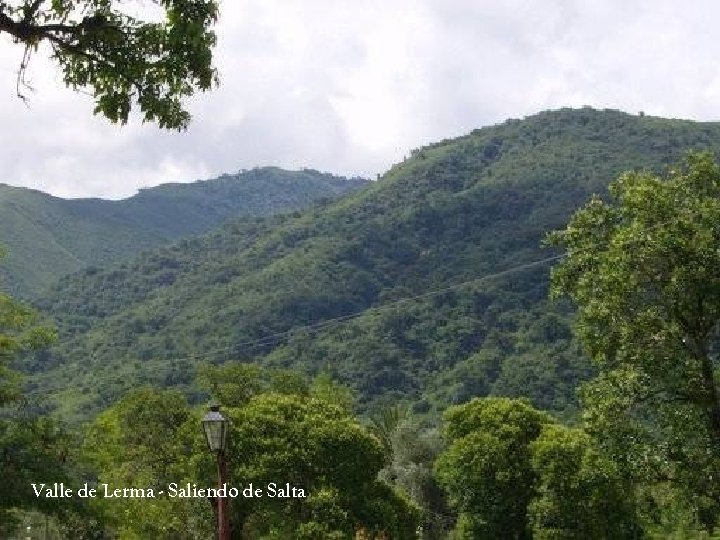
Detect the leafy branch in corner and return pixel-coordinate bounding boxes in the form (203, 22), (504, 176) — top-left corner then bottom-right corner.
(0, 0), (219, 129)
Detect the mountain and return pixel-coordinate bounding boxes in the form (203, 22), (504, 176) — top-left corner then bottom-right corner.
(0, 168), (367, 297)
(30, 108), (720, 419)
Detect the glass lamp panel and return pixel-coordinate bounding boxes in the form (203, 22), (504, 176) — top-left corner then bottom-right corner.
(202, 408), (228, 451)
(203, 420), (223, 451)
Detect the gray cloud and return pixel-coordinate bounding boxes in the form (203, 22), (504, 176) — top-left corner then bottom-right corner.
(1, 0), (720, 198)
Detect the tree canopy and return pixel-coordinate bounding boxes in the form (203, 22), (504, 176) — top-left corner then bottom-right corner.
(79, 372), (419, 539)
(434, 397), (551, 539)
(0, 0), (219, 129)
(83, 388), (211, 539)
(0, 246), (56, 404)
(528, 424), (641, 539)
(0, 286), (54, 403)
(548, 151), (720, 531)
(0, 253), (75, 534)
(227, 393), (419, 538)
(434, 398), (642, 539)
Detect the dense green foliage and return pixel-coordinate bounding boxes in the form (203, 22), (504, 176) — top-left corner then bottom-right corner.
(548, 152), (720, 532)
(0, 168), (366, 297)
(0, 283), (55, 403)
(0, 0), (218, 129)
(31, 108), (720, 420)
(435, 398), (642, 539)
(371, 405), (451, 538)
(0, 259), (88, 535)
(0, 249), (56, 404)
(228, 393), (418, 538)
(435, 398), (551, 539)
(79, 370), (419, 539)
(82, 388), (211, 538)
(528, 425), (641, 539)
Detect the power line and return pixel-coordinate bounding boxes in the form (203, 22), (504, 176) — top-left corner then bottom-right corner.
(227, 254), (564, 352)
(60, 253), (565, 375)
(128, 216), (687, 365)
(51, 212), (706, 373)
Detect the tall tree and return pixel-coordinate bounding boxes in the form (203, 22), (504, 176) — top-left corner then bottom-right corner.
(434, 397), (551, 539)
(0, 0), (218, 129)
(0, 245), (55, 400)
(371, 405), (451, 539)
(83, 388), (210, 539)
(528, 424), (641, 539)
(548, 152), (720, 530)
(0, 248), (55, 405)
(227, 393), (419, 539)
(0, 253), (75, 534)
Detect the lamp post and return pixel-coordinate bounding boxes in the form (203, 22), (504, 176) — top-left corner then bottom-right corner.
(202, 403), (230, 540)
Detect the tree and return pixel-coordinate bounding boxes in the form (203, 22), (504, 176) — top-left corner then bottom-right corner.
(528, 424), (641, 540)
(0, 284), (55, 404)
(195, 362), (270, 407)
(195, 361), (354, 410)
(0, 0), (218, 129)
(0, 245), (56, 405)
(0, 253), (81, 535)
(434, 398), (644, 539)
(83, 371), (417, 538)
(370, 405), (452, 539)
(227, 393), (419, 539)
(434, 397), (551, 539)
(548, 152), (720, 530)
(82, 388), (211, 539)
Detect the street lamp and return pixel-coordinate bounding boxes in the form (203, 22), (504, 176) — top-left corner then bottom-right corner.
(202, 404), (230, 540)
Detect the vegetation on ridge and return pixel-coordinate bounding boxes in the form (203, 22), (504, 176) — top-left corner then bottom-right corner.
(0, 167), (367, 297)
(31, 108), (720, 421)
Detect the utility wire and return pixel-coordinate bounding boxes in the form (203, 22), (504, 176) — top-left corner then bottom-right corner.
(67, 253), (564, 375)
(52, 212), (706, 375)
(134, 216), (685, 365)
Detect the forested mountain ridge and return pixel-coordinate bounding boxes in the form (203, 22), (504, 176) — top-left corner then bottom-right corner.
(31, 108), (720, 419)
(0, 168), (367, 297)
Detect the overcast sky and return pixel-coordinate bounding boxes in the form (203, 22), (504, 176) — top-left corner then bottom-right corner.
(2, 0), (720, 199)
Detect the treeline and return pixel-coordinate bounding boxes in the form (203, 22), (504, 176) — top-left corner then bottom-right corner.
(4, 363), (715, 538)
(0, 360), (642, 538)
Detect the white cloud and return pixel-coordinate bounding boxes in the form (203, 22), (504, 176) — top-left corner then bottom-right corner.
(1, 0), (720, 198)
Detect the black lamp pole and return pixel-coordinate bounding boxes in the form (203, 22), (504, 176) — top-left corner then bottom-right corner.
(202, 404), (231, 540)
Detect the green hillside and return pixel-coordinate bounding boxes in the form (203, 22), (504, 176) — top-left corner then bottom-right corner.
(0, 168), (367, 297)
(31, 108), (720, 419)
